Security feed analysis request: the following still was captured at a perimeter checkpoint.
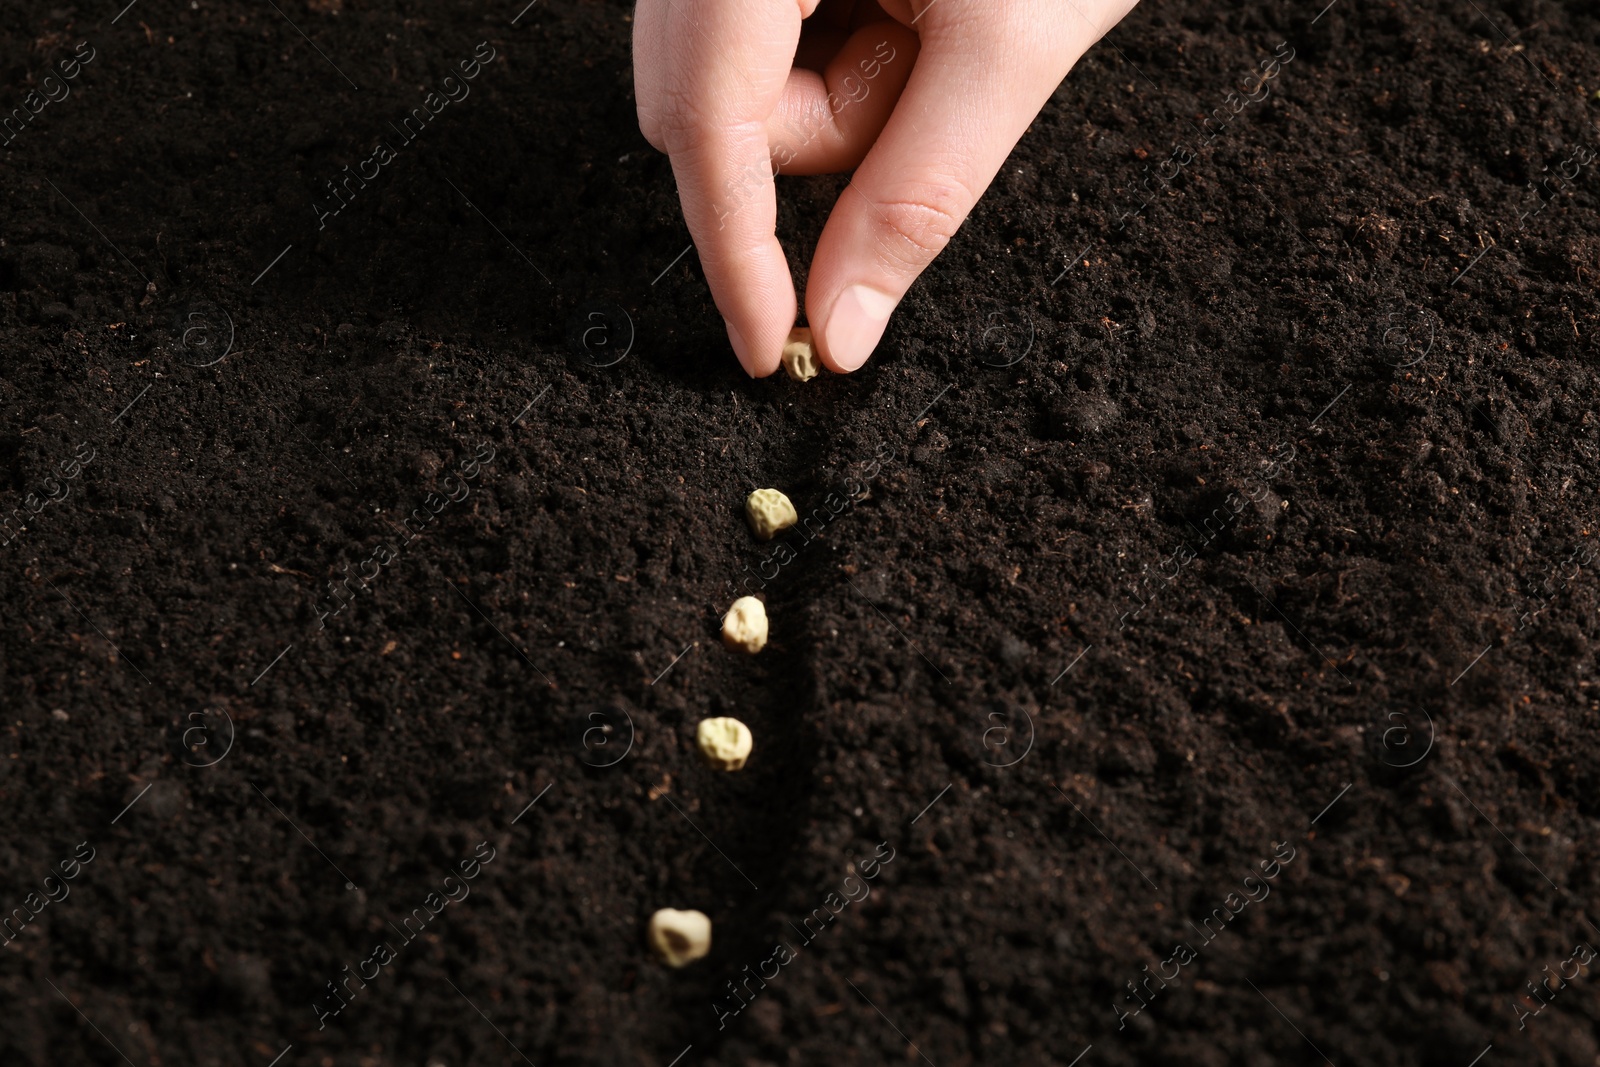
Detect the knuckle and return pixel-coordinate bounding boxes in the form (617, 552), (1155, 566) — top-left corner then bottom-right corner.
(636, 85), (708, 154)
(661, 119), (713, 158)
(873, 179), (971, 262)
(636, 105), (666, 153)
(653, 91), (751, 158)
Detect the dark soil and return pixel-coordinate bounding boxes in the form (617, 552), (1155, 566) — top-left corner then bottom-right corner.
(4, 0), (1600, 1063)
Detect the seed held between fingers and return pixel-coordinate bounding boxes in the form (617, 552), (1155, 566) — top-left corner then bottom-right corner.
(696, 717), (753, 771)
(746, 488), (798, 541)
(721, 595), (768, 654)
(781, 326), (820, 382)
(647, 908), (711, 967)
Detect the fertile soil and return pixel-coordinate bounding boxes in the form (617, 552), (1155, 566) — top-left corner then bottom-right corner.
(4, 0), (1600, 1064)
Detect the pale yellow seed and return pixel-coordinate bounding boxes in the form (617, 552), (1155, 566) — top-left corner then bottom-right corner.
(696, 717), (753, 771)
(745, 488), (797, 541)
(721, 596), (768, 654)
(647, 908), (711, 967)
(781, 326), (820, 382)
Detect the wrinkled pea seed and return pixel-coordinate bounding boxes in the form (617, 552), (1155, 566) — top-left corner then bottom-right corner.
(647, 908), (711, 967)
(746, 488), (797, 541)
(696, 717), (753, 771)
(721, 595), (768, 654)
(781, 326), (820, 382)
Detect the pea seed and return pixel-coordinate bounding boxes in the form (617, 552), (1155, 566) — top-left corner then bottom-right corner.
(696, 717), (753, 771)
(781, 326), (820, 382)
(647, 908), (711, 967)
(746, 488), (797, 541)
(721, 595), (768, 654)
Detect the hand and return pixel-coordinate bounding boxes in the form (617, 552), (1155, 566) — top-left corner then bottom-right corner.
(635, 0), (1142, 376)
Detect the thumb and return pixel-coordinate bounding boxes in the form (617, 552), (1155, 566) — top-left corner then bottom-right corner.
(806, 10), (1104, 372)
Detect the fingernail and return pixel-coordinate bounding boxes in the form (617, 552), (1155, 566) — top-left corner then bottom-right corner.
(824, 284), (898, 372)
(725, 318), (758, 378)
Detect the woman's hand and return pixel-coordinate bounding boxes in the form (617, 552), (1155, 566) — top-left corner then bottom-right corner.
(634, 0), (1141, 376)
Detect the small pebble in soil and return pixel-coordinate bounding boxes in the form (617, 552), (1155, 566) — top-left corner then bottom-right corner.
(781, 326), (819, 382)
(647, 908), (711, 967)
(696, 717), (753, 771)
(745, 488), (797, 541)
(721, 596), (768, 654)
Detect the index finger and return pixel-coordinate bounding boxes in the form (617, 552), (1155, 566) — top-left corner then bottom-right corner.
(646, 0), (815, 377)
